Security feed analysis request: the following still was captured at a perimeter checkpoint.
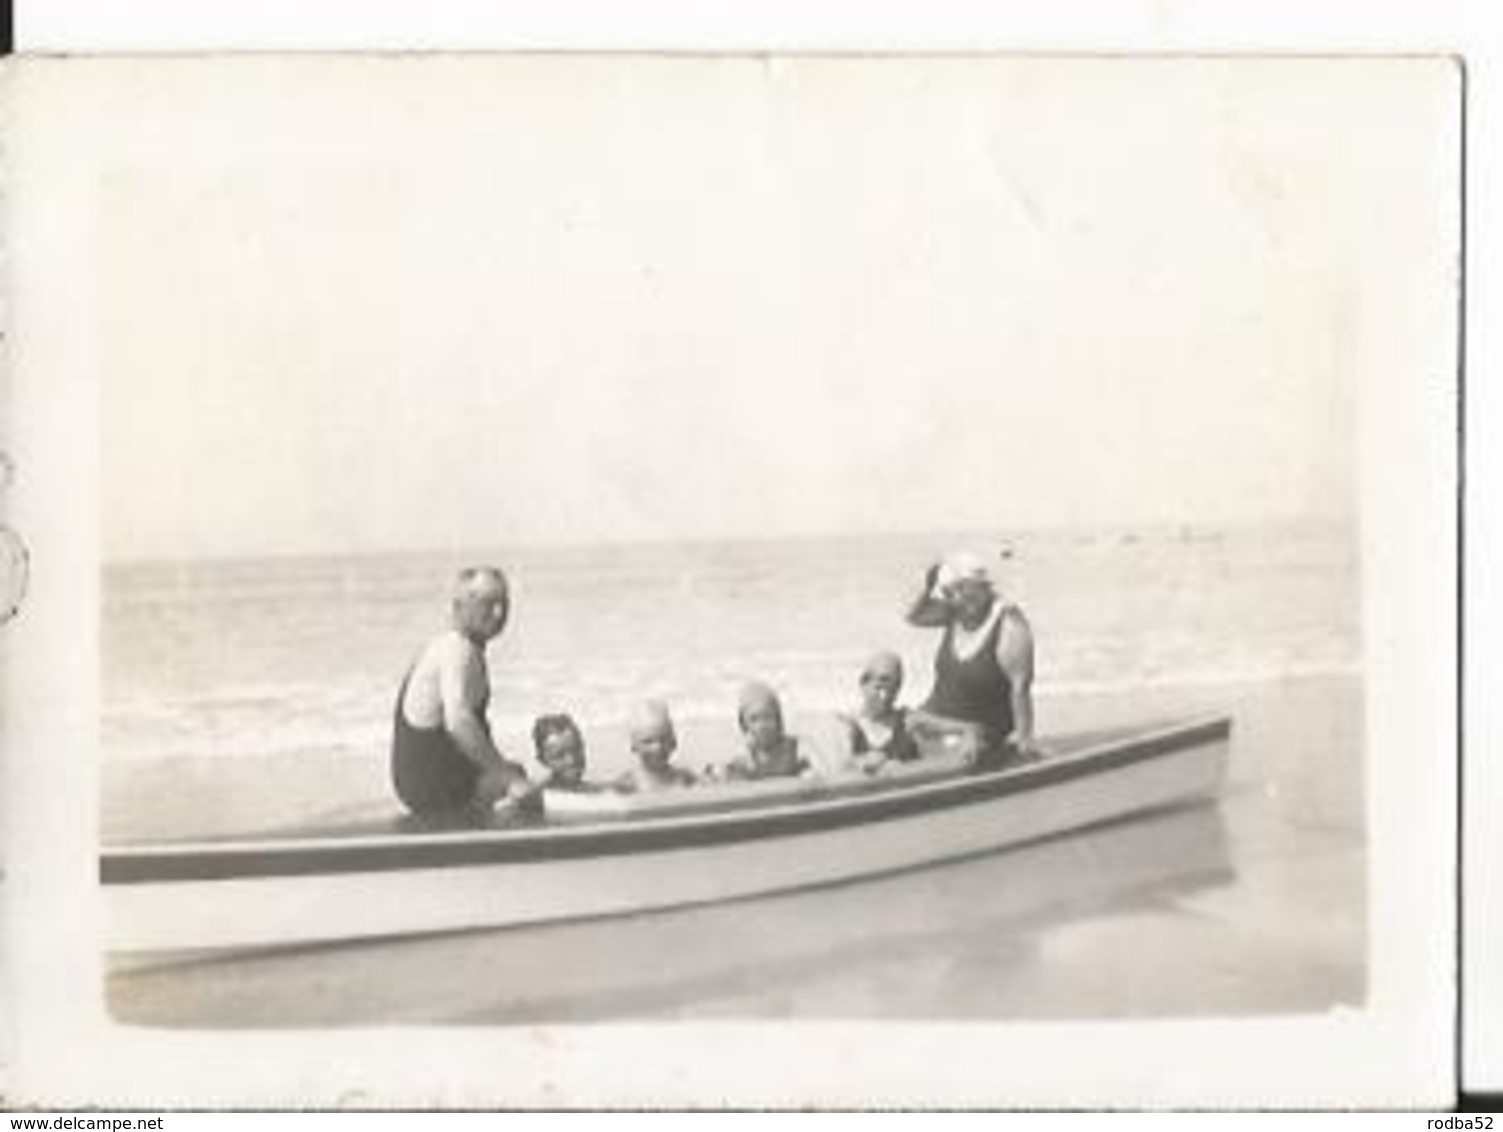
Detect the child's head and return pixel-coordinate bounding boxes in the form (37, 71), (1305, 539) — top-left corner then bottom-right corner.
(858, 651), (904, 716)
(737, 681), (786, 753)
(629, 699), (678, 772)
(532, 713), (586, 787)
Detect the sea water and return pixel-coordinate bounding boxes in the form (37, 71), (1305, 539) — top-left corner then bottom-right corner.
(103, 521), (1367, 1024)
(104, 521), (1358, 768)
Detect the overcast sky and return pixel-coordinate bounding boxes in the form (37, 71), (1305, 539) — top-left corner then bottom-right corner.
(84, 57), (1451, 561)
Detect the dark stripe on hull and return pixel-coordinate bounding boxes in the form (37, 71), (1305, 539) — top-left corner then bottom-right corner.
(103, 718), (1230, 885)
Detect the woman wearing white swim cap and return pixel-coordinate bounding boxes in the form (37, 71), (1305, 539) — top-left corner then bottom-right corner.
(904, 548), (1039, 767)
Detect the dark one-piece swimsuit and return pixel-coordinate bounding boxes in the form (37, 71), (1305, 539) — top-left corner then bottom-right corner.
(849, 709), (920, 762)
(922, 611), (1015, 761)
(390, 668), (480, 815)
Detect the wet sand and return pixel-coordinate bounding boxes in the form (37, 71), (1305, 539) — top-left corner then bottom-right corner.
(104, 673), (1364, 1026)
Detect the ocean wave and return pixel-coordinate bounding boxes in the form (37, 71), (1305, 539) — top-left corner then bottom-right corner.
(103, 659), (1361, 765)
(1035, 660), (1362, 698)
(103, 524), (1363, 763)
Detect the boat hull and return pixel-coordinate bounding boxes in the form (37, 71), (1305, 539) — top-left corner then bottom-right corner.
(103, 716), (1230, 955)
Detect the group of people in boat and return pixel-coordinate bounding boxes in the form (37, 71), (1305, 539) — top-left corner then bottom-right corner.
(389, 552), (1038, 819)
(522, 682), (811, 797)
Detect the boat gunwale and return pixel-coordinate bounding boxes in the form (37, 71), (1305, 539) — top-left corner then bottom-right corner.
(102, 715), (1230, 885)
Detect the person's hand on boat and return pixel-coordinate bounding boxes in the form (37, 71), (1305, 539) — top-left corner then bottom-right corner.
(944, 727), (985, 770)
(506, 776), (543, 805)
(1011, 736), (1046, 763)
(472, 763), (534, 808)
(478, 774), (543, 823)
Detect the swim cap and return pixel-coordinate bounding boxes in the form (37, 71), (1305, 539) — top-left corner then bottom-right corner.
(860, 651), (904, 684)
(937, 551), (991, 589)
(629, 699), (674, 737)
(737, 681), (783, 725)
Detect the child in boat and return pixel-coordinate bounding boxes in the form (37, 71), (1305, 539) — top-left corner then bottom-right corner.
(839, 650), (920, 775)
(531, 713), (603, 793)
(723, 681), (815, 781)
(613, 699), (698, 792)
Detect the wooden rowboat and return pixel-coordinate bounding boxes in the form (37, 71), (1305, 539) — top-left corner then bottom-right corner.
(101, 714), (1231, 956)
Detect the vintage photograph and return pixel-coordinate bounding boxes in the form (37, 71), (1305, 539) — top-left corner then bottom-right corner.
(0, 49), (1462, 1106)
(90, 53), (1413, 1027)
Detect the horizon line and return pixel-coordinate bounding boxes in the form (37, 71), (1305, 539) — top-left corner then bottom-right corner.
(102, 513), (1357, 571)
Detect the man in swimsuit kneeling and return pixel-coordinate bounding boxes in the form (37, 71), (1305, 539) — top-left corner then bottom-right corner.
(390, 566), (539, 821)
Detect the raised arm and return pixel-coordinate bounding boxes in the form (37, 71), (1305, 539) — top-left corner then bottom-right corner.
(904, 561), (953, 628)
(996, 606), (1038, 756)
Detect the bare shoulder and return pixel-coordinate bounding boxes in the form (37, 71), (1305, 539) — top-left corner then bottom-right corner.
(407, 632), (449, 674)
(423, 632), (486, 698)
(996, 605), (1035, 668)
(403, 635), (464, 723)
(999, 603), (1032, 634)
